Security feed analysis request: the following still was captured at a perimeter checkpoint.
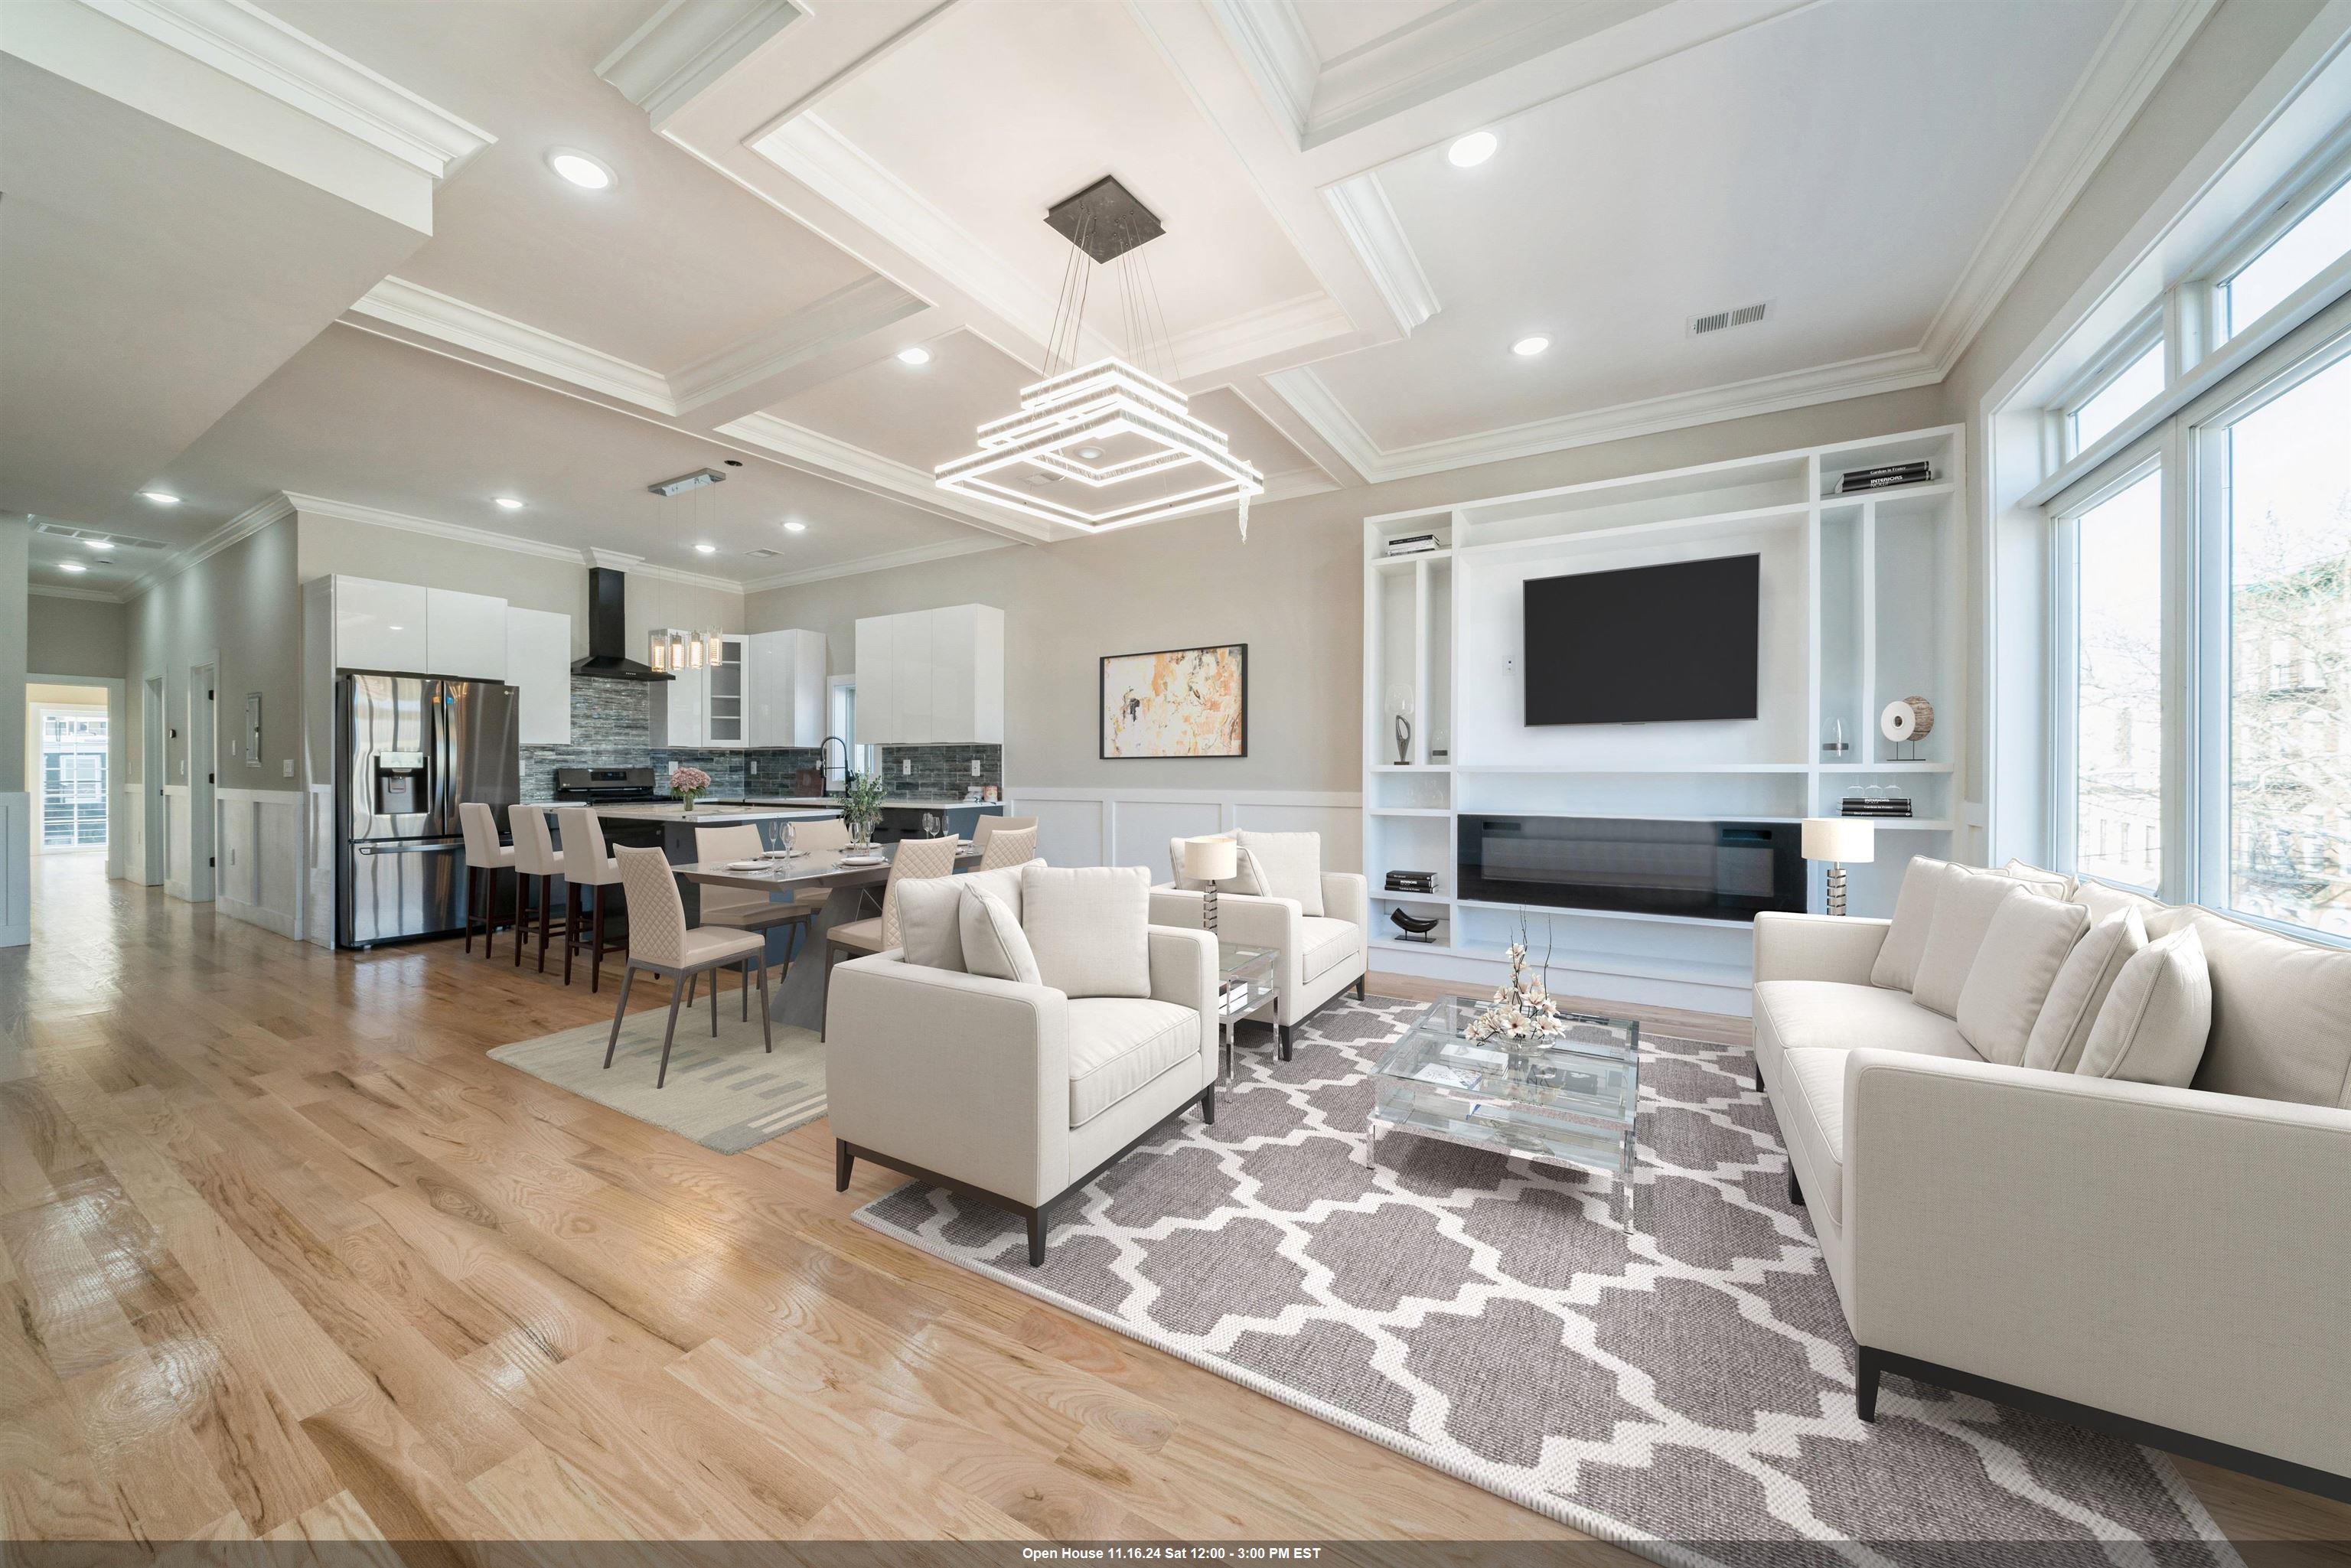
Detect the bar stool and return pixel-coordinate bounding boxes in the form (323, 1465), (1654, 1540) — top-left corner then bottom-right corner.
(607, 846), (770, 1087)
(510, 807), (569, 973)
(693, 823), (814, 1015)
(556, 807), (625, 992)
(457, 802), (514, 958)
(822, 834), (959, 1038)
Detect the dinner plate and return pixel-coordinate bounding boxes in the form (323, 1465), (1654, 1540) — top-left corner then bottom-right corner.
(726, 859), (773, 871)
(836, 854), (888, 868)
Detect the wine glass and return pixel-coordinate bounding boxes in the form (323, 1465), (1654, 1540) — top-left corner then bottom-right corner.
(777, 820), (795, 859)
(921, 811), (943, 839)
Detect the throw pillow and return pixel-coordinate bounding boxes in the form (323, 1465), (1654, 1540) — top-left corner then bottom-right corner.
(1021, 864), (1151, 998)
(1956, 892), (2090, 1066)
(1172, 835), (1270, 895)
(2003, 859), (2075, 899)
(1235, 830), (1324, 915)
(2075, 924), (2214, 1087)
(957, 859), (1038, 922)
(2022, 909), (2146, 1072)
(1870, 856), (1951, 992)
(2071, 877), (2164, 927)
(959, 885), (1042, 985)
(893, 876), (968, 971)
(1910, 865), (2030, 1018)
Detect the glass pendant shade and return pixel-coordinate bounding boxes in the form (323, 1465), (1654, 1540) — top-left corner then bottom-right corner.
(649, 632), (667, 673)
(705, 631), (724, 667)
(686, 632), (703, 670)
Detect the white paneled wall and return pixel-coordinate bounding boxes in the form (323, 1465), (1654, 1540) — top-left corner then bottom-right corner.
(214, 789), (306, 938)
(0, 793), (28, 947)
(1006, 787), (1362, 878)
(165, 787), (193, 900)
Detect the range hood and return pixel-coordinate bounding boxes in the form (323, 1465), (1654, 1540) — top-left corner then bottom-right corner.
(572, 567), (673, 681)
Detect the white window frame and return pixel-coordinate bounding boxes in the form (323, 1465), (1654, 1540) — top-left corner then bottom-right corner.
(2052, 310), (2166, 461)
(2206, 138), (2351, 344)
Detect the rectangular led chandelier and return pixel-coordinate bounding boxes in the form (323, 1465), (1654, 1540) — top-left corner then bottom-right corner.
(936, 357), (1264, 533)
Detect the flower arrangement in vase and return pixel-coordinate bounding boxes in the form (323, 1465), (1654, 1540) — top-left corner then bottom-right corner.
(840, 771), (886, 850)
(668, 764), (712, 813)
(1462, 925), (1571, 1045)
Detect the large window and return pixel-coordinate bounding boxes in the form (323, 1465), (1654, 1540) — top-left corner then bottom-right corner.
(2219, 350), (2350, 937)
(2221, 173), (2351, 340)
(2068, 471), (2164, 889)
(38, 707), (108, 852)
(2069, 339), (2165, 454)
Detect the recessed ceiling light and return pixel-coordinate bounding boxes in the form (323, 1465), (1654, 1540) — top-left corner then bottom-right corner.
(693, 543), (717, 555)
(896, 346), (932, 366)
(1447, 130), (1498, 168)
(546, 149), (615, 190)
(1511, 334), (1551, 357)
(1075, 446), (1104, 460)
(60, 561), (87, 573)
(389, 624), (403, 632)
(494, 496), (524, 510)
(85, 539), (113, 551)
(782, 520), (807, 533)
(140, 490), (180, 504)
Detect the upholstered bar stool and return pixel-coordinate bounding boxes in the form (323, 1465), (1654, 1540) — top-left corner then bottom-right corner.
(607, 846), (769, 1087)
(692, 823), (814, 1016)
(457, 802), (514, 959)
(821, 833), (959, 1038)
(509, 807), (570, 973)
(556, 807), (625, 991)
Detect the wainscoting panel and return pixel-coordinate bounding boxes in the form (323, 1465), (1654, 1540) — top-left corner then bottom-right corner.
(1006, 787), (1363, 879)
(0, 793), (28, 947)
(305, 784), (336, 947)
(215, 789), (305, 939)
(165, 787), (193, 901)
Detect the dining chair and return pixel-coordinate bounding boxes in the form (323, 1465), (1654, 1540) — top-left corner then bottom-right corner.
(556, 807), (624, 991)
(457, 802), (514, 959)
(510, 807), (570, 973)
(693, 823), (814, 1005)
(607, 846), (770, 1087)
(821, 834), (960, 1038)
(972, 814), (1035, 850)
(977, 824), (1039, 870)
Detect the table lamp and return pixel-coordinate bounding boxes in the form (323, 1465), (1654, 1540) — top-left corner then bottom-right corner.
(1802, 818), (1875, 917)
(1183, 836), (1237, 933)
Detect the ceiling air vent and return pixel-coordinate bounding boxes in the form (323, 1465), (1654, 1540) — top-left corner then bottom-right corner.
(34, 522), (171, 549)
(1687, 301), (1771, 338)
(746, 548), (783, 559)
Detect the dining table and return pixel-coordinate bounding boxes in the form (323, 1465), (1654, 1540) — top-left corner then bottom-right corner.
(670, 842), (983, 1031)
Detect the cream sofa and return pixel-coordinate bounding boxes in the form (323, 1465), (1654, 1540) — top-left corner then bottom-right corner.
(828, 924), (1218, 1265)
(1149, 866), (1368, 1058)
(1753, 887), (2351, 1501)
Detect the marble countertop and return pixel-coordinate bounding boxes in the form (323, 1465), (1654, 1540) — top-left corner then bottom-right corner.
(726, 795), (1001, 810)
(517, 802), (838, 825)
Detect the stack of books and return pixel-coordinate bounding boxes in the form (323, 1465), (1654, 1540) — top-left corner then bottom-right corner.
(1385, 869), (1440, 895)
(1382, 532), (1442, 557)
(1840, 795), (1915, 818)
(1835, 461), (1933, 494)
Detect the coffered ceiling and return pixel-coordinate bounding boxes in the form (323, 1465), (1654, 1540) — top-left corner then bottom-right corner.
(2, 0), (2217, 596)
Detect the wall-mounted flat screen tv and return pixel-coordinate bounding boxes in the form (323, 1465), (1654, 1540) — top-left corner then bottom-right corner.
(1523, 553), (1760, 725)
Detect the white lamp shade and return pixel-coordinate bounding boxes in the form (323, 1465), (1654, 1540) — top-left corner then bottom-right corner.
(1802, 817), (1876, 863)
(1183, 835), (1237, 882)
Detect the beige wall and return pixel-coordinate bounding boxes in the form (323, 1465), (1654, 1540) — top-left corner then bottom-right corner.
(1, 519), (26, 797)
(125, 513), (301, 792)
(747, 383), (1948, 791)
(27, 593), (128, 683)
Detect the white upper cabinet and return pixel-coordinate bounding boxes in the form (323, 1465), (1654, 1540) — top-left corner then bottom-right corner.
(747, 629), (827, 748)
(504, 607), (572, 745)
(853, 605), (1003, 743)
(333, 577), (429, 673)
(426, 588), (508, 680)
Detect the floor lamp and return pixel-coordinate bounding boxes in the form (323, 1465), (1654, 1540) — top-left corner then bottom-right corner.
(1802, 818), (1876, 917)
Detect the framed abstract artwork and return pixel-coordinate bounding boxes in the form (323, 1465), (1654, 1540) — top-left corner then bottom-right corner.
(1100, 644), (1247, 759)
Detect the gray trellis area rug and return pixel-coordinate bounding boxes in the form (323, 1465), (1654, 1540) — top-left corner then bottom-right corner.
(854, 995), (2239, 1566)
(489, 997), (825, 1154)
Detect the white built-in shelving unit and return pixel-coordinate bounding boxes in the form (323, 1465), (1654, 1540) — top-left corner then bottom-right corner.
(1361, 425), (1966, 1012)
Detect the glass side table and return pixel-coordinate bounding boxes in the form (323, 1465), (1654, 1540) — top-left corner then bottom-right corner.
(1367, 994), (1641, 1225)
(1215, 944), (1279, 1084)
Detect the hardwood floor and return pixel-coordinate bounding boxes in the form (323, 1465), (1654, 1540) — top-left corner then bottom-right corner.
(2, 857), (2345, 1557)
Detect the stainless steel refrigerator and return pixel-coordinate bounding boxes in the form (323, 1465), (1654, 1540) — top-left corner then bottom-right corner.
(337, 673), (520, 948)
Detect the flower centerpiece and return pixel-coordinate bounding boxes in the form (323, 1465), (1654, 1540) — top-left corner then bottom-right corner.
(840, 770), (886, 850)
(1462, 932), (1571, 1045)
(668, 764), (712, 813)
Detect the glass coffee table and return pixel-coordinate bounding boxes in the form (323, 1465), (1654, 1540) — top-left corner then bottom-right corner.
(1367, 995), (1642, 1223)
(1216, 944), (1279, 1083)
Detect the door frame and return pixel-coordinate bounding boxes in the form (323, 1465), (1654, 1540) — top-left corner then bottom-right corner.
(28, 673), (125, 876)
(188, 657), (218, 904)
(142, 673), (166, 886)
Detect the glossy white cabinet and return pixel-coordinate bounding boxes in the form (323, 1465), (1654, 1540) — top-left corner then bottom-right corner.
(852, 605), (1003, 743)
(333, 577), (429, 673)
(504, 607), (572, 745)
(747, 629), (827, 748)
(426, 588), (508, 680)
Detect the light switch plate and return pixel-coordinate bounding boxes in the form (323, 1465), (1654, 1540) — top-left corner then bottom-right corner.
(282, 759), (295, 777)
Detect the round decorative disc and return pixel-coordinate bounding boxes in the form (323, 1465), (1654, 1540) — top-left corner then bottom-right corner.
(1880, 699), (1916, 742)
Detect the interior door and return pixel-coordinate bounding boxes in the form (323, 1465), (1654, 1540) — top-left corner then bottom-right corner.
(189, 666), (215, 903)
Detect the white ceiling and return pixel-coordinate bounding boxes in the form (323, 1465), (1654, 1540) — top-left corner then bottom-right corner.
(3, 0), (2209, 596)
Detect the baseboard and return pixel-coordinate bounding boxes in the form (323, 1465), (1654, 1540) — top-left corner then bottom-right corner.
(216, 894), (301, 940)
(0, 922), (26, 949)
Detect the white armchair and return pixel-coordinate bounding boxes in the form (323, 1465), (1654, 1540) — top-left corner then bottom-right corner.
(827, 924), (1218, 1265)
(1148, 871), (1368, 1058)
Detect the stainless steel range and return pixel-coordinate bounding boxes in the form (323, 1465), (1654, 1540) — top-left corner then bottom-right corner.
(552, 766), (659, 804)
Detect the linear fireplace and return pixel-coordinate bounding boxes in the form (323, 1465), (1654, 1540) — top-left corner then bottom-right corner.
(1456, 816), (1805, 922)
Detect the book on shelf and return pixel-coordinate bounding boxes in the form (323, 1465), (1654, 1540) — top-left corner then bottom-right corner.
(1836, 464), (1934, 494)
(1841, 800), (1914, 817)
(1382, 535), (1441, 556)
(1840, 461), (1932, 481)
(1385, 871), (1439, 892)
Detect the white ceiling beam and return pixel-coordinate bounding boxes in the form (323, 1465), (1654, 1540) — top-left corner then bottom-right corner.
(716, 411), (1051, 544)
(667, 276), (934, 420)
(595, 0), (806, 132)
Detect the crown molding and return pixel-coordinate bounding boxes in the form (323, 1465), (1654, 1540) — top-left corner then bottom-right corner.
(1917, 0), (2218, 377)
(1267, 345), (1944, 484)
(742, 533), (1015, 593)
(1166, 292), (1360, 381)
(716, 411), (1052, 543)
(595, 0), (805, 129)
(345, 279), (677, 412)
(1200, 0), (1319, 143)
(668, 275), (926, 413)
(123, 492), (295, 601)
(1322, 174), (1437, 334)
(285, 494), (752, 594)
(88, 0), (495, 180)
(30, 582), (130, 605)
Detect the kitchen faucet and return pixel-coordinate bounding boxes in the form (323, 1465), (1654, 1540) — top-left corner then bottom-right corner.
(819, 735), (849, 794)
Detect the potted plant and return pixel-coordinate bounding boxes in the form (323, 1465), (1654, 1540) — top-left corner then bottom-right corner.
(668, 764), (712, 813)
(840, 770), (885, 850)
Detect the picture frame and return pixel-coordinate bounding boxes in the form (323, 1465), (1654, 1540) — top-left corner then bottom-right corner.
(1099, 643), (1247, 759)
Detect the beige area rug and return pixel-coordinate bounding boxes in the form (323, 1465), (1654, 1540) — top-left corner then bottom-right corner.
(488, 993), (826, 1154)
